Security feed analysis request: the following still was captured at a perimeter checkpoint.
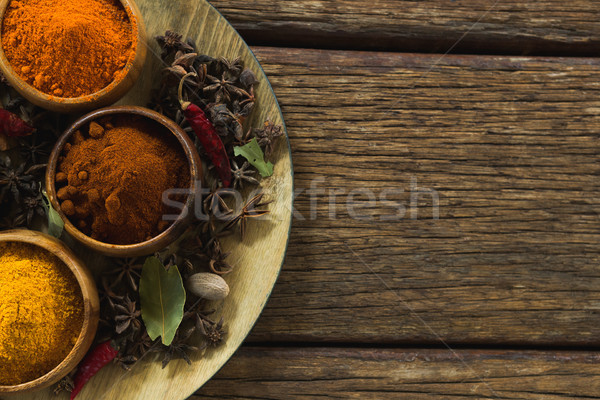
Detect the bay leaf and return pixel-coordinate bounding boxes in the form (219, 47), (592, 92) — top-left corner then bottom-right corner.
(139, 256), (186, 346)
(41, 189), (64, 238)
(234, 138), (274, 177)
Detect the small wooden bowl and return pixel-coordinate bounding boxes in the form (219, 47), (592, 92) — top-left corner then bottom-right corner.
(46, 105), (202, 258)
(0, 0), (147, 113)
(0, 229), (99, 395)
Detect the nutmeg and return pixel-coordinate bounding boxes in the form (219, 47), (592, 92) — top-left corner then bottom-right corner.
(186, 273), (230, 301)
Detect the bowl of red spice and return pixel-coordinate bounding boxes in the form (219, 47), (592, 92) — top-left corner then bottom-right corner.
(0, 229), (99, 394)
(0, 0), (146, 113)
(46, 106), (202, 257)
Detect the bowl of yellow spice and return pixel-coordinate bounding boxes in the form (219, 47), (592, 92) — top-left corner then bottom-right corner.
(0, 0), (146, 113)
(0, 229), (99, 394)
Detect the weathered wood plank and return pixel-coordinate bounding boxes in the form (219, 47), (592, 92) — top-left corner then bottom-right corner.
(244, 47), (600, 345)
(192, 347), (600, 399)
(209, 0), (600, 55)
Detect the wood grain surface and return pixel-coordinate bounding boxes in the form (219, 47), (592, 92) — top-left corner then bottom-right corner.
(243, 46), (600, 346)
(210, 0), (600, 55)
(10, 1), (293, 399)
(193, 347), (600, 399)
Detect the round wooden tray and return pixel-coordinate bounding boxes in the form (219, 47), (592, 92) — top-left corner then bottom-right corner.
(11, 0), (293, 399)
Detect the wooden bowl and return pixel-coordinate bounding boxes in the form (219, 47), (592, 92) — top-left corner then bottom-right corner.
(19, 0), (293, 399)
(45, 105), (202, 258)
(0, 229), (99, 395)
(0, 0), (147, 113)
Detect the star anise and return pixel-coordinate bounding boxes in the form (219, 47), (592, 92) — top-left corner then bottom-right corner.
(255, 121), (283, 158)
(200, 212), (232, 248)
(217, 57), (243, 77)
(156, 30), (194, 57)
(15, 182), (45, 227)
(99, 276), (124, 310)
(237, 85), (255, 113)
(19, 135), (50, 165)
(159, 327), (201, 368)
(114, 295), (142, 336)
(233, 128), (254, 147)
(115, 354), (138, 371)
(197, 317), (226, 347)
(107, 258), (143, 291)
(173, 51), (197, 69)
(207, 240), (233, 275)
(128, 330), (157, 359)
(231, 160), (259, 189)
(165, 54), (206, 92)
(53, 375), (74, 395)
(228, 101), (250, 139)
(0, 159), (44, 202)
(225, 192), (271, 239)
(203, 73), (245, 103)
(206, 103), (235, 138)
(203, 183), (233, 218)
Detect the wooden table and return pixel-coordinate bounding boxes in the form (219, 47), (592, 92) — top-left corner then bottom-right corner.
(191, 1), (600, 398)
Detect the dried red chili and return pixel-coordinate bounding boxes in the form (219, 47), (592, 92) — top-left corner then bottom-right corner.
(70, 341), (118, 399)
(0, 109), (34, 137)
(179, 74), (231, 187)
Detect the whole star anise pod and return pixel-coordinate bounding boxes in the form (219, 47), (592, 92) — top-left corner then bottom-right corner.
(107, 258), (143, 291)
(156, 30), (194, 58)
(231, 160), (259, 190)
(217, 57), (243, 77)
(204, 73), (245, 104)
(254, 121), (283, 158)
(128, 330), (157, 360)
(99, 276), (124, 310)
(158, 327), (201, 368)
(114, 295), (142, 336)
(53, 375), (74, 396)
(225, 192), (271, 239)
(206, 240), (233, 275)
(15, 182), (45, 227)
(0, 159), (44, 203)
(19, 135), (50, 165)
(197, 317), (226, 347)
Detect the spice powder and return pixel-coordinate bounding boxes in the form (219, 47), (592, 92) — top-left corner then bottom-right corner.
(0, 242), (83, 385)
(56, 115), (191, 245)
(1, 0), (136, 98)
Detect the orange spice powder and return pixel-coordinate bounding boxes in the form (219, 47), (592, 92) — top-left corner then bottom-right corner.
(1, 0), (136, 98)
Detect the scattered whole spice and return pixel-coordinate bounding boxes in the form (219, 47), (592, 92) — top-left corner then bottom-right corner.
(1, 0), (136, 98)
(0, 109), (34, 137)
(0, 242), (83, 385)
(178, 73), (232, 187)
(56, 115), (191, 244)
(70, 340), (118, 400)
(186, 272), (230, 301)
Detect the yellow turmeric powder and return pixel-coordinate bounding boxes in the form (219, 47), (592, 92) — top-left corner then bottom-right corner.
(0, 242), (83, 385)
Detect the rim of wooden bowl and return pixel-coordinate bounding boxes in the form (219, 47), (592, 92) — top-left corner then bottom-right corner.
(45, 105), (202, 258)
(0, 0), (147, 113)
(0, 229), (100, 394)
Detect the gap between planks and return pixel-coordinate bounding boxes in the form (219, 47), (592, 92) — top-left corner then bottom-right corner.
(210, 0), (600, 56)
(240, 47), (600, 347)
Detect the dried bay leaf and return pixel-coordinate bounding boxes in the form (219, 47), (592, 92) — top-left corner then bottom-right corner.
(139, 256), (186, 346)
(41, 189), (64, 238)
(234, 138), (273, 177)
